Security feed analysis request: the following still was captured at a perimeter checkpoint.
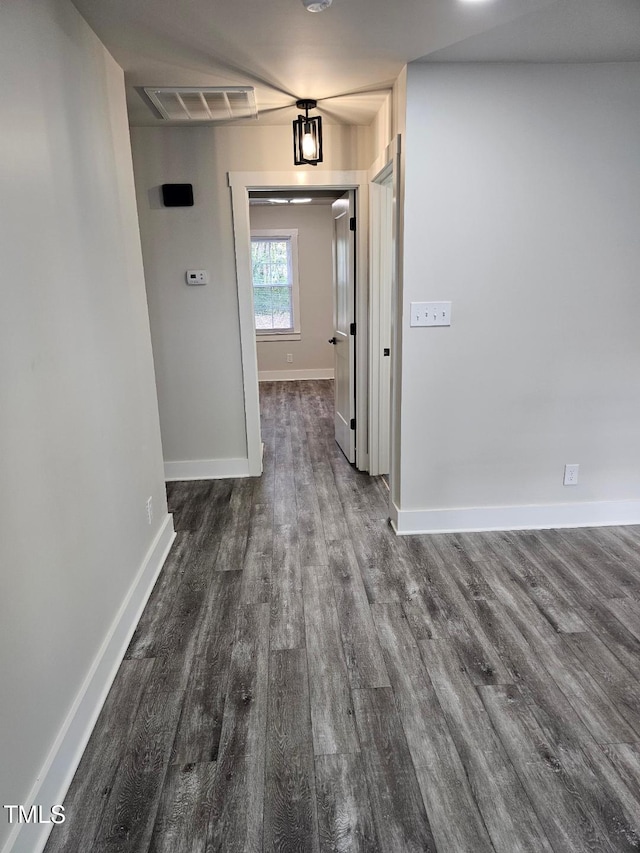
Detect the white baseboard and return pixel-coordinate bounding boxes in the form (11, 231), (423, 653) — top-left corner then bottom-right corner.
(390, 499), (640, 535)
(3, 515), (176, 853)
(258, 368), (334, 382)
(164, 457), (251, 481)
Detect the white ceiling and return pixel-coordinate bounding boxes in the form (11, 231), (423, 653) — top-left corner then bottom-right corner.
(71, 0), (640, 127)
(424, 0), (640, 63)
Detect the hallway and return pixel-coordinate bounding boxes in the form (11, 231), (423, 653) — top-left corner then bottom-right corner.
(46, 380), (640, 852)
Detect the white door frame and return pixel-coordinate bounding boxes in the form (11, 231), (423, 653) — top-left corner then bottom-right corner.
(228, 169), (370, 476)
(368, 166), (393, 476)
(367, 137), (402, 481)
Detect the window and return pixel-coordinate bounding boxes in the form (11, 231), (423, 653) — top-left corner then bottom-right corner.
(251, 229), (300, 340)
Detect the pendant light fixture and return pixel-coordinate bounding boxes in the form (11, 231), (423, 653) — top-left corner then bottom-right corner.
(293, 100), (323, 166)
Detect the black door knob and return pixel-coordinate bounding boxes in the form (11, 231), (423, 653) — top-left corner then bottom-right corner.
(328, 337), (338, 345)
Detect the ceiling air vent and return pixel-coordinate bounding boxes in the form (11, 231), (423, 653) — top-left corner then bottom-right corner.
(144, 87), (257, 122)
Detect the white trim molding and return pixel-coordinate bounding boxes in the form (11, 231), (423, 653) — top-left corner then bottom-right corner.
(257, 333), (301, 342)
(368, 138), (401, 478)
(390, 499), (640, 535)
(251, 228), (301, 337)
(4, 515), (176, 853)
(258, 368), (334, 382)
(164, 457), (251, 481)
(228, 169), (369, 476)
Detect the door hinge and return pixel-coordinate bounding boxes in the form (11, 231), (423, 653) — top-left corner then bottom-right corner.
(349, 322), (356, 336)
(350, 418), (356, 430)
(349, 217), (356, 231)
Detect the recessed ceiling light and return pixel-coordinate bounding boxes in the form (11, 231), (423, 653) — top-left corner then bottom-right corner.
(267, 198), (289, 204)
(290, 198), (312, 204)
(302, 0), (332, 11)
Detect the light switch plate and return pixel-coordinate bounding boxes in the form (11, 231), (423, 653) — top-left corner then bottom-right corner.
(410, 301), (452, 327)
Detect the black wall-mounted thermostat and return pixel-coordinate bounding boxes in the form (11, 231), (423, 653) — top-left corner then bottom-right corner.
(162, 183), (194, 207)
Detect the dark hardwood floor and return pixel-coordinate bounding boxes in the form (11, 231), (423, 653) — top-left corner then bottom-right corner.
(46, 379), (640, 852)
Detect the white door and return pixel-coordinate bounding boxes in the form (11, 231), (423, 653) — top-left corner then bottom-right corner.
(369, 174), (393, 475)
(331, 191), (356, 463)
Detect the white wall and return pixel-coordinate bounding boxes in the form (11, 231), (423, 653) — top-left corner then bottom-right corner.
(397, 62), (640, 530)
(0, 2), (170, 850)
(369, 92), (393, 162)
(131, 123), (369, 473)
(250, 204), (334, 378)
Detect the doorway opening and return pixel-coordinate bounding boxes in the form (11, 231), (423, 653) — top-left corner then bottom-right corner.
(248, 187), (355, 463)
(229, 159), (399, 514)
(229, 169), (369, 472)
(368, 135), (401, 505)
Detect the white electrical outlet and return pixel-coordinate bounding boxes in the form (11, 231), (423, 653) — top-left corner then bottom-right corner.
(410, 301), (452, 327)
(563, 464), (579, 486)
(286, 353), (293, 363)
(146, 496), (153, 524)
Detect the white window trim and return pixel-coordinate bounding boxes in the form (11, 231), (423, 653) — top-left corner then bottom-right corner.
(251, 228), (301, 339)
(256, 332), (301, 343)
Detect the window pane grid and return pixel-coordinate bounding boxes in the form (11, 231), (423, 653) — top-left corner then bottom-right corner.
(252, 237), (294, 332)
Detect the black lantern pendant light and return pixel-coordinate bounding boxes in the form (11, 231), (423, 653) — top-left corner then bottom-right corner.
(293, 99), (323, 166)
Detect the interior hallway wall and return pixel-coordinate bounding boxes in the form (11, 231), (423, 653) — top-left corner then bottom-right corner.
(250, 204), (335, 379)
(0, 2), (169, 850)
(397, 61), (640, 528)
(369, 91), (393, 161)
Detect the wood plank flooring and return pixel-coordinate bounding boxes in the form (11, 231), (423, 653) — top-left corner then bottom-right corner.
(46, 380), (640, 852)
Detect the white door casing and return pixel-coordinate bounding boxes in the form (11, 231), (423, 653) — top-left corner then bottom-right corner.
(332, 192), (356, 463)
(368, 175), (393, 475)
(368, 136), (401, 496)
(228, 170), (369, 476)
